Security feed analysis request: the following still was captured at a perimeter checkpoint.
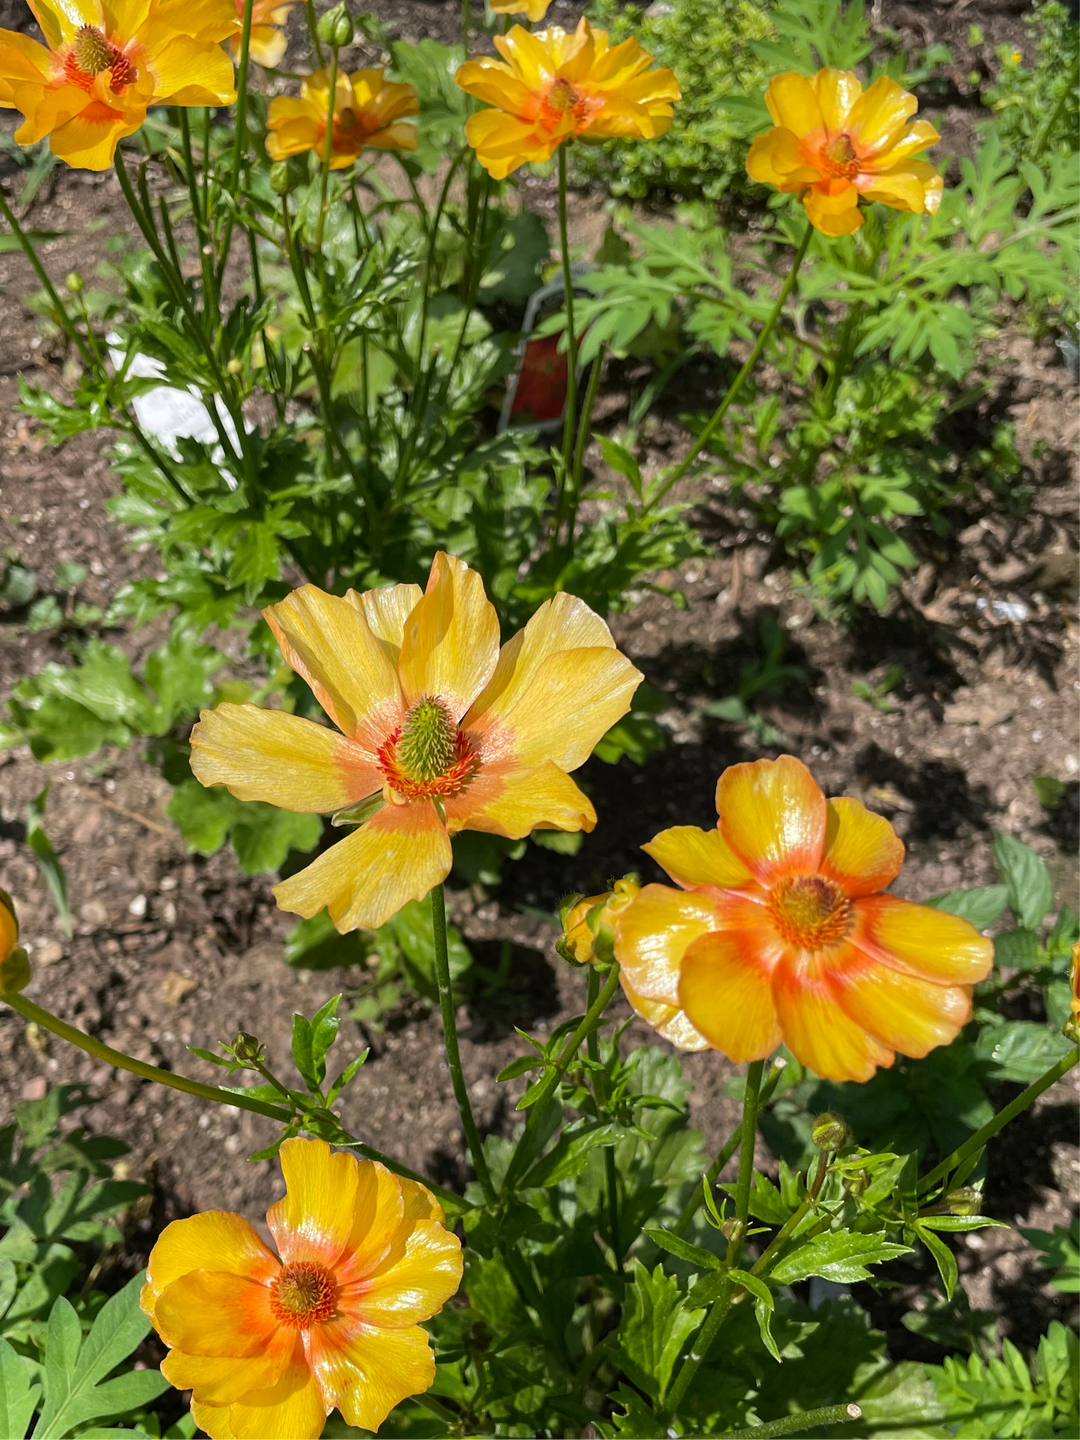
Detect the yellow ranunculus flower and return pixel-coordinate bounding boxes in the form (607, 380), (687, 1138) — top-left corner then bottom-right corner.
(746, 68), (943, 236)
(141, 1138), (463, 1440)
(455, 17), (679, 179)
(490, 0), (552, 21)
(266, 66), (419, 167)
(230, 0), (297, 69)
(616, 756), (993, 1082)
(0, 0), (238, 170)
(190, 553), (642, 931)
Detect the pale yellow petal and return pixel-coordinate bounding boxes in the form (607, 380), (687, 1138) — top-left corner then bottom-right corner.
(397, 553), (500, 722)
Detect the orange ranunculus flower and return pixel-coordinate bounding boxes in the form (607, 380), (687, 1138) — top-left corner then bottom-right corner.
(490, 0), (552, 21)
(0, 0), (238, 171)
(265, 67), (419, 167)
(190, 553), (641, 931)
(746, 68), (942, 237)
(141, 1138), (462, 1440)
(615, 756), (993, 1082)
(454, 17), (679, 180)
(230, 0), (296, 69)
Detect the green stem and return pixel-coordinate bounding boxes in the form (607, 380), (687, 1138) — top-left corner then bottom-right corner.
(1031, 49), (1078, 161)
(229, 0), (255, 196)
(564, 343), (604, 544)
(586, 968), (620, 1259)
(501, 964), (623, 1199)
(674, 1059), (785, 1237)
(431, 884), (497, 1204)
(557, 144), (578, 485)
(461, 0), (471, 59)
(918, 1045), (1079, 1196)
(0, 186), (94, 370)
(315, 46), (340, 257)
(304, 0), (326, 66)
(720, 1403), (862, 1439)
(665, 1060), (765, 1415)
(655, 223), (812, 503)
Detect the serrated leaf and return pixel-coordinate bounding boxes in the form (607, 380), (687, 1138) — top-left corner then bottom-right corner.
(992, 834), (1054, 931)
(0, 1337), (39, 1439)
(520, 1121), (619, 1188)
(768, 1232), (911, 1285)
(644, 1227), (722, 1271)
(611, 1262), (704, 1403)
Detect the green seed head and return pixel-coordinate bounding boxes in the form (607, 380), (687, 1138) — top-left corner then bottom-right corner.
(397, 696), (458, 782)
(73, 25), (113, 75)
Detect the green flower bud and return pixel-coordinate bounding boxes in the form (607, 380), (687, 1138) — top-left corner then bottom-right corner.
(720, 1217), (745, 1245)
(317, 2), (354, 47)
(811, 1112), (851, 1153)
(269, 160), (296, 195)
(226, 358), (243, 377)
(0, 945), (30, 996)
(232, 1031), (265, 1065)
(842, 1168), (869, 1198)
(945, 1186), (983, 1217)
(65, 272), (84, 294)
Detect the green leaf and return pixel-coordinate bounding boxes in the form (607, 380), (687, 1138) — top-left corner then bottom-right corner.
(644, 1227), (723, 1271)
(915, 1222), (959, 1299)
(531, 829), (584, 855)
(924, 885), (1009, 931)
(974, 1020), (1074, 1084)
(992, 833), (1054, 931)
(1021, 1221), (1080, 1293)
(26, 786), (72, 939)
(521, 1120), (619, 1188)
(611, 1262), (704, 1404)
(0, 1337), (39, 1439)
(769, 1232), (911, 1286)
(992, 927), (1044, 970)
(729, 1268), (781, 1362)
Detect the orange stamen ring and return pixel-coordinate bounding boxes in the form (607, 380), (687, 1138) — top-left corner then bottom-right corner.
(768, 874), (852, 951)
(269, 1261), (337, 1327)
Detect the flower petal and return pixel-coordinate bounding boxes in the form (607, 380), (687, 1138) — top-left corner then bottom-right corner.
(444, 759), (596, 839)
(846, 74), (917, 154)
(149, 33), (237, 104)
(331, 1160), (406, 1287)
(764, 71), (824, 135)
(863, 117), (939, 168)
(189, 703), (380, 813)
(153, 1271), (279, 1358)
(803, 185), (863, 234)
(142, 1212), (278, 1317)
(813, 68), (861, 131)
(746, 127), (819, 189)
(852, 895), (993, 985)
(621, 969), (709, 1051)
(493, 23), (557, 88)
(215, 1355), (326, 1440)
(162, 1338), (295, 1408)
(397, 553), (500, 722)
(272, 801), (452, 932)
(819, 797), (904, 898)
(826, 941), (972, 1058)
(455, 54), (533, 114)
(642, 824), (754, 890)
(344, 1202), (462, 1328)
(464, 107), (559, 178)
(348, 582), (423, 666)
(265, 1138), (361, 1270)
(263, 585), (404, 749)
(678, 929), (784, 1062)
(307, 1318), (435, 1434)
(715, 755), (827, 886)
(613, 883), (720, 1005)
(771, 949), (893, 1082)
(857, 164), (934, 213)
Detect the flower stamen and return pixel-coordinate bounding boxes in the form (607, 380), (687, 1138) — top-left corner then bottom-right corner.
(66, 25), (136, 92)
(269, 1261), (337, 1328)
(377, 695), (480, 801)
(768, 874), (851, 951)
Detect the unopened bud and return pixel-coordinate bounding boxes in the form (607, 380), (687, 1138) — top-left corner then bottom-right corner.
(317, 2), (353, 47)
(720, 1217), (745, 1245)
(269, 160), (295, 195)
(842, 1168), (869, 1198)
(65, 272), (84, 294)
(226, 358), (243, 376)
(811, 1112), (851, 1153)
(556, 875), (640, 967)
(232, 1031), (264, 1064)
(944, 1186), (982, 1217)
(0, 945), (30, 995)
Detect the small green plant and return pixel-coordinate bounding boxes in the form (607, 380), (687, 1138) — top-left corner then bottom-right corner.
(851, 665), (904, 712)
(982, 1), (1079, 166)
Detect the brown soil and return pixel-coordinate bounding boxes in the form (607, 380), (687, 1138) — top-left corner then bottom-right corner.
(0, 0), (1077, 1373)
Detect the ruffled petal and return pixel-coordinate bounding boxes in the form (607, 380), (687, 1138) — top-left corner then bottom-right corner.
(153, 1271), (279, 1358)
(764, 71), (824, 134)
(148, 34), (237, 104)
(329, 1161), (406, 1288)
(265, 1138), (362, 1270)
(803, 185), (863, 234)
(142, 1211), (278, 1317)
(813, 68), (861, 131)
(846, 74), (917, 154)
(47, 104), (139, 170)
(642, 824), (754, 890)
(162, 1336), (295, 1407)
(443, 759), (596, 840)
(613, 883), (720, 1005)
(307, 1318), (435, 1434)
(455, 54), (533, 114)
(621, 969), (709, 1051)
(348, 582), (423, 666)
(819, 797), (904, 898)
(493, 23), (558, 88)
(746, 127), (819, 190)
(464, 107), (559, 178)
(245, 24), (287, 68)
(263, 584), (404, 749)
(852, 894), (993, 985)
(826, 941), (972, 1058)
(857, 166), (928, 213)
(678, 929), (784, 1062)
(715, 755), (827, 886)
(771, 949), (893, 1082)
(344, 1205), (462, 1328)
(0, 31), (53, 103)
(272, 801), (452, 933)
(863, 117), (939, 168)
(397, 553), (500, 722)
(215, 1356), (326, 1440)
(189, 703), (381, 813)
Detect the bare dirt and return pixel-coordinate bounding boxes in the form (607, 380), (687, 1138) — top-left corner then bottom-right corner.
(0, 0), (1077, 1370)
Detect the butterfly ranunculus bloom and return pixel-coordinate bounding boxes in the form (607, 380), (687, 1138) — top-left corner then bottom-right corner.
(0, 0), (238, 170)
(230, 0), (296, 69)
(454, 17), (679, 179)
(141, 1138), (462, 1439)
(190, 553), (641, 931)
(746, 68), (942, 236)
(615, 756), (993, 1082)
(265, 66), (419, 167)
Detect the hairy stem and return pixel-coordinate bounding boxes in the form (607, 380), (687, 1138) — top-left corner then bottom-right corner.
(721, 1403), (863, 1438)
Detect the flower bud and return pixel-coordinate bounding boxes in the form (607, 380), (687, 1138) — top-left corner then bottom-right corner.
(65, 272), (84, 293)
(226, 358), (243, 376)
(0, 945), (30, 996)
(811, 1112), (851, 1153)
(842, 1168), (869, 1198)
(269, 160), (295, 196)
(317, 2), (354, 47)
(232, 1031), (265, 1065)
(720, 1217), (744, 1245)
(556, 875), (640, 967)
(944, 1186), (983, 1217)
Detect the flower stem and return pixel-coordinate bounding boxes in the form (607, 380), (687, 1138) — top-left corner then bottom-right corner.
(431, 884), (497, 1204)
(720, 1403), (862, 1438)
(557, 144), (578, 491)
(918, 1044), (1079, 1196)
(501, 963), (623, 1199)
(654, 222), (812, 504)
(665, 1059), (765, 1415)
(229, 0), (255, 196)
(586, 967), (620, 1259)
(315, 46), (340, 257)
(0, 185), (93, 371)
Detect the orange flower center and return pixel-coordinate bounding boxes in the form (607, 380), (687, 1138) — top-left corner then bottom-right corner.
(768, 874), (851, 951)
(269, 1261), (337, 1327)
(538, 76), (601, 133)
(822, 132), (860, 179)
(377, 695), (480, 802)
(65, 25), (136, 92)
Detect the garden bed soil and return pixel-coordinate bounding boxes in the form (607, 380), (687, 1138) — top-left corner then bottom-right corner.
(1, 0), (1077, 1370)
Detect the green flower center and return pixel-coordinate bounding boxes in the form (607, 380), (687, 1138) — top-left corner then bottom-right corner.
(73, 24), (113, 74)
(396, 695), (459, 783)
